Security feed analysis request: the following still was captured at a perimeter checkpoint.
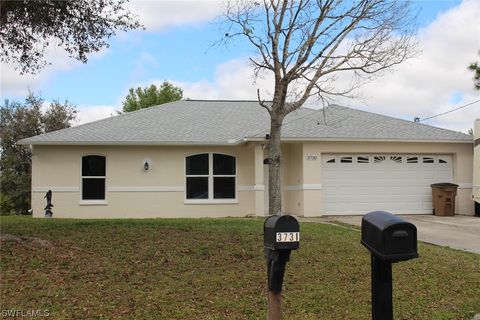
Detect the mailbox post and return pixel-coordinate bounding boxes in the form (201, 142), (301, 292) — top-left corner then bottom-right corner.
(264, 215), (299, 320)
(361, 211), (418, 320)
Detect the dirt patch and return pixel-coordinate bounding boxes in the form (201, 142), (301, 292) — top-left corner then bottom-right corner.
(0, 233), (23, 242)
(0, 233), (54, 248)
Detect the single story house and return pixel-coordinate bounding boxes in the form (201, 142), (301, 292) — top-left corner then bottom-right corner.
(19, 100), (474, 218)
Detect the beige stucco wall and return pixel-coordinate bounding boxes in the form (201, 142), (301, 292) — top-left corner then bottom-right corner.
(295, 141), (474, 217)
(31, 140), (474, 219)
(31, 145), (256, 218)
(282, 143), (304, 216)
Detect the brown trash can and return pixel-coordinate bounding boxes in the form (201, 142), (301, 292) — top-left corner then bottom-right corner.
(430, 183), (459, 216)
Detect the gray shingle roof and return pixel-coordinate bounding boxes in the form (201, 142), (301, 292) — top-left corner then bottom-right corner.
(19, 100), (472, 145)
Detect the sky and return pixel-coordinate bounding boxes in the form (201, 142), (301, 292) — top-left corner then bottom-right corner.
(1, 0), (479, 133)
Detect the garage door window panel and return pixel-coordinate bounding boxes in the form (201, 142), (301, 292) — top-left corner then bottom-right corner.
(340, 156), (353, 163)
(374, 156), (386, 163)
(357, 156), (370, 164)
(390, 156), (402, 163)
(423, 157), (434, 164)
(407, 156), (418, 164)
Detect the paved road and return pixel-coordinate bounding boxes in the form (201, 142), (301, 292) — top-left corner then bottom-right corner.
(301, 215), (480, 254)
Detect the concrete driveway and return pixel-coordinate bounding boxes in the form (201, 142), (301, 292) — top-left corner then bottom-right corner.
(302, 215), (480, 254)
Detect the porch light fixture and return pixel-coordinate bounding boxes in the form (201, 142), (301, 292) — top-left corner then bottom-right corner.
(143, 158), (152, 171)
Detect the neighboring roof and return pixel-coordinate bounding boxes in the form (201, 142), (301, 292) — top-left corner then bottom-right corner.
(19, 100), (472, 145)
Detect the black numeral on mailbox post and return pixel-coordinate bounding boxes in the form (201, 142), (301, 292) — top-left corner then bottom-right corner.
(264, 215), (300, 320)
(361, 211), (419, 320)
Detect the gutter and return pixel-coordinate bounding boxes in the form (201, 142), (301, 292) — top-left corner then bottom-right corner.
(18, 136), (473, 147)
(17, 140), (249, 147)
(243, 137), (474, 144)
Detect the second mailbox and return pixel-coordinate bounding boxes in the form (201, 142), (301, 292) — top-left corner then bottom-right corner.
(361, 211), (418, 262)
(264, 215), (300, 251)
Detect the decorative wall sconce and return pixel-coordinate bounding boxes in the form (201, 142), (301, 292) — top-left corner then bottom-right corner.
(143, 158), (152, 171)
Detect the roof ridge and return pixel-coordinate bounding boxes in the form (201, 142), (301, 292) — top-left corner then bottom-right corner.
(329, 105), (472, 138)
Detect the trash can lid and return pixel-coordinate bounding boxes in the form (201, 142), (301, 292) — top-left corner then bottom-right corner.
(430, 183), (459, 187)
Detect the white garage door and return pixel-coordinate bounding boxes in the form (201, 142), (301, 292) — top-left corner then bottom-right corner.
(322, 154), (453, 215)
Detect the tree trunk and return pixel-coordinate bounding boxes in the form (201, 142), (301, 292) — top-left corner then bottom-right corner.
(267, 114), (283, 216)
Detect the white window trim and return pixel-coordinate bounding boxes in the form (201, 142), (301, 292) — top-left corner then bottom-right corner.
(184, 199), (238, 204)
(80, 154), (107, 203)
(79, 200), (108, 206)
(184, 153), (238, 204)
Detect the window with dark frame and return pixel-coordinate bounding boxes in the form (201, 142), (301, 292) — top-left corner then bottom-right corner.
(186, 153), (209, 199)
(186, 153), (236, 200)
(81, 155), (106, 200)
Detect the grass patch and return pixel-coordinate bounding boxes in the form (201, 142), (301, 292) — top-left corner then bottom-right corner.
(1, 216), (479, 319)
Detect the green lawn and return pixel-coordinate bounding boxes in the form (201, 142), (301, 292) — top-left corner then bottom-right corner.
(1, 216), (479, 320)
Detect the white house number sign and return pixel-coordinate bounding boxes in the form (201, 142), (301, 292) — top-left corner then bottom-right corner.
(306, 155), (318, 161)
(276, 232), (300, 242)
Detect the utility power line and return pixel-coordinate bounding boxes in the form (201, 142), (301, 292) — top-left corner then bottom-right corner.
(419, 99), (480, 122)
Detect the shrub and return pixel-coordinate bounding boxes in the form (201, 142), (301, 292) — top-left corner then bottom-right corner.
(0, 193), (15, 215)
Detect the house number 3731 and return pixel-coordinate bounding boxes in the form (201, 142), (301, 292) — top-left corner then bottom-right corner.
(306, 155), (317, 161)
(276, 232), (300, 242)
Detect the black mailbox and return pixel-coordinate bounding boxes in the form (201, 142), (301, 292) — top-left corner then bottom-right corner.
(362, 211), (419, 320)
(264, 215), (300, 251)
(361, 211), (418, 262)
(263, 214), (300, 296)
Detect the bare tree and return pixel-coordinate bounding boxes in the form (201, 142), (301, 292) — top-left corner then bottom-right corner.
(222, 0), (418, 216)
